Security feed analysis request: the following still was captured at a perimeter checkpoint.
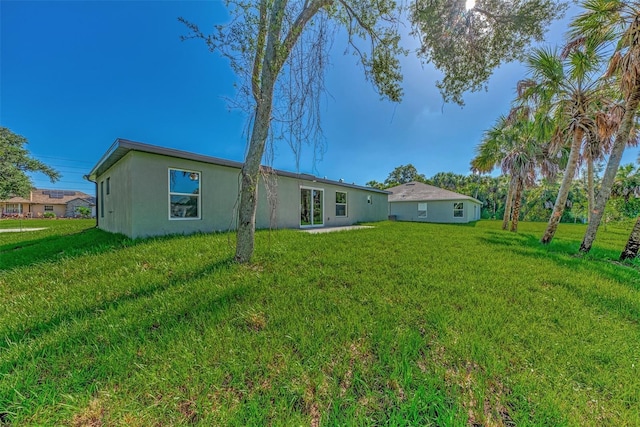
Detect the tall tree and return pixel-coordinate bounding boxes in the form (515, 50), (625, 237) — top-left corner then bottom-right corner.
(0, 127), (59, 200)
(574, 0), (640, 253)
(385, 164), (427, 186)
(182, 0), (566, 263)
(617, 161), (640, 261)
(472, 115), (517, 229)
(519, 43), (607, 244)
(620, 217), (640, 260)
(473, 109), (556, 232)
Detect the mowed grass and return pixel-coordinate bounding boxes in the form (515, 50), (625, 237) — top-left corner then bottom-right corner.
(1, 219), (639, 426)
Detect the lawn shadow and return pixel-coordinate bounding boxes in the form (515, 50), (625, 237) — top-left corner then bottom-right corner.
(0, 228), (228, 271)
(0, 227), (134, 270)
(480, 230), (640, 323)
(1, 255), (246, 423)
(1, 256), (237, 354)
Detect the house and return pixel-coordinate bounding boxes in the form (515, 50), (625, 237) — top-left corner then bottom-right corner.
(86, 139), (389, 238)
(0, 189), (95, 218)
(65, 196), (97, 218)
(387, 181), (482, 223)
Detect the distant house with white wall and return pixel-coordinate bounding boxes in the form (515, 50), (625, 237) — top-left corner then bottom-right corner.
(387, 181), (482, 223)
(87, 139), (389, 238)
(0, 189), (95, 218)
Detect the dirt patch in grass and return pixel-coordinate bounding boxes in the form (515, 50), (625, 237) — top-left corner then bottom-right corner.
(178, 399), (200, 424)
(443, 361), (514, 427)
(72, 399), (106, 427)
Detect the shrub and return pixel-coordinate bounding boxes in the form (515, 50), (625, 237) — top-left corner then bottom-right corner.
(76, 206), (92, 218)
(43, 212), (56, 219)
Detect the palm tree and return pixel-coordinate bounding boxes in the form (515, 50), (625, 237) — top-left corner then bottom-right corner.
(519, 43), (608, 244)
(612, 163), (640, 202)
(572, 0), (640, 253)
(472, 110), (556, 232)
(620, 158), (640, 260)
(472, 115), (516, 230)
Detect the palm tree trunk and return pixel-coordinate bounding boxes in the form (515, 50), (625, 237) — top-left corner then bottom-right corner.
(620, 216), (640, 261)
(502, 175), (515, 230)
(510, 177), (523, 232)
(587, 157), (594, 224)
(580, 84), (640, 253)
(541, 130), (583, 244)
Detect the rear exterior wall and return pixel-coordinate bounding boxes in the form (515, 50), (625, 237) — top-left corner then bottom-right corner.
(389, 200), (481, 223)
(96, 151), (388, 238)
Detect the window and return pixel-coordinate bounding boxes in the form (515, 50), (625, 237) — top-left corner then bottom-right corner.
(5, 204), (21, 214)
(453, 202), (464, 217)
(169, 168), (200, 219)
(106, 177), (110, 195)
(44, 205), (54, 211)
(418, 202), (427, 218)
(100, 181), (104, 218)
(367, 195), (372, 204)
(335, 191), (347, 217)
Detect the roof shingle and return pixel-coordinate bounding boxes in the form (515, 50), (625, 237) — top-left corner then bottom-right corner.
(387, 181), (481, 203)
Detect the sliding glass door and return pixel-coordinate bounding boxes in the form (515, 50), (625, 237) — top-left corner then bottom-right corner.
(300, 188), (323, 227)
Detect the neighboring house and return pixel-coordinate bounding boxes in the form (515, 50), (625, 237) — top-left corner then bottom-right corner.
(87, 139), (389, 238)
(66, 197), (97, 218)
(387, 181), (482, 223)
(0, 189), (95, 218)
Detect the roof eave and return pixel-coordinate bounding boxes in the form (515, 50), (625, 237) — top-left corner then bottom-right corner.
(87, 139), (390, 194)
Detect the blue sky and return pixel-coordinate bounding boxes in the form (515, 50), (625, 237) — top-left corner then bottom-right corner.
(2, 1), (638, 196)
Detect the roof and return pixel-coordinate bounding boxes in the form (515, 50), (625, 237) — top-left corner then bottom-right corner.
(68, 196), (97, 206)
(87, 138), (389, 194)
(30, 189), (95, 205)
(387, 181), (482, 204)
(1, 190), (94, 205)
(1, 196), (31, 204)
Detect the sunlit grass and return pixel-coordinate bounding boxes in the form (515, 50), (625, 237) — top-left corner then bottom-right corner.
(1, 219), (638, 425)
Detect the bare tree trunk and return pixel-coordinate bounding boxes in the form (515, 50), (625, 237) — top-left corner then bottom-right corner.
(587, 157), (594, 224)
(502, 176), (515, 230)
(541, 130), (583, 244)
(235, 0), (281, 264)
(235, 99), (273, 263)
(620, 216), (640, 261)
(510, 177), (523, 232)
(234, 0), (327, 263)
(580, 86), (640, 253)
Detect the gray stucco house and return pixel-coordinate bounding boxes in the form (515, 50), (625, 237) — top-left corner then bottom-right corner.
(87, 139), (389, 238)
(387, 181), (482, 223)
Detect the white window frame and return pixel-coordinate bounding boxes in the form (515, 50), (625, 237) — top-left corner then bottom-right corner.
(453, 202), (464, 218)
(335, 191), (348, 217)
(300, 186), (324, 227)
(5, 203), (22, 214)
(168, 168), (201, 220)
(44, 205), (54, 211)
(417, 202), (427, 218)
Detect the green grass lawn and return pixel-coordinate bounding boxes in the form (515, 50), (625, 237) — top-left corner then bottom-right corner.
(1, 219), (639, 425)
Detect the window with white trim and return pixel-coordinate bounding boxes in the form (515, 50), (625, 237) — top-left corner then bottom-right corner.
(453, 202), (464, 217)
(44, 205), (54, 211)
(5, 204), (21, 214)
(335, 191), (347, 217)
(169, 168), (200, 219)
(417, 202), (427, 218)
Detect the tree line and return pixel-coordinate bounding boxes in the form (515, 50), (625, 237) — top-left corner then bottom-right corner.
(367, 163), (640, 226)
(465, 0), (640, 261)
